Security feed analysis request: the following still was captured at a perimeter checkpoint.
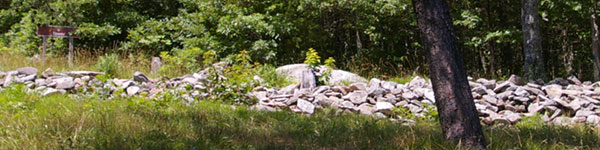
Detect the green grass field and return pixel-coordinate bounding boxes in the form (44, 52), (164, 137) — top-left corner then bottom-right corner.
(0, 85), (598, 149)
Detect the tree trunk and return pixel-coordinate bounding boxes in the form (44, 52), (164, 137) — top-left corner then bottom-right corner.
(414, 0), (487, 149)
(521, 0), (546, 81)
(591, 1), (600, 81)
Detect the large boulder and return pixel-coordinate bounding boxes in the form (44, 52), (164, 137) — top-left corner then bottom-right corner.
(276, 64), (367, 86)
(276, 64), (315, 85)
(327, 70), (367, 85)
(17, 67), (38, 76)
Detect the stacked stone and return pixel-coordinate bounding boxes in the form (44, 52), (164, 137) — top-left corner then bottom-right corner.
(250, 73), (600, 126)
(2, 65), (600, 126)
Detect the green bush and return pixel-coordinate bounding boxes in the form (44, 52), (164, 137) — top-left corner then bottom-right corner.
(159, 47), (203, 78)
(304, 48), (321, 68)
(96, 54), (121, 78)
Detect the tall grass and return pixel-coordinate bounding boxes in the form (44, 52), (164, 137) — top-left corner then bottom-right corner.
(0, 85), (598, 149)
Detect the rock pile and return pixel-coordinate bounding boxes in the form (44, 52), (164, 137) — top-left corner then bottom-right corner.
(251, 72), (600, 126)
(0, 65), (230, 105)
(2, 65), (600, 126)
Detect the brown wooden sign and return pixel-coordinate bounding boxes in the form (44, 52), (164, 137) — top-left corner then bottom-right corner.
(37, 25), (78, 38)
(37, 25), (78, 66)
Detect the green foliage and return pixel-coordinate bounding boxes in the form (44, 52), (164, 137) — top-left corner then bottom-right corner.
(324, 57), (336, 68)
(96, 53), (121, 78)
(202, 50), (216, 67)
(160, 47), (203, 77)
(304, 48), (321, 68)
(205, 51), (289, 105)
(2, 0), (600, 80)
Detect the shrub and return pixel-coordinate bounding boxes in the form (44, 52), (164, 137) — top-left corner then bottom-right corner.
(96, 53), (121, 78)
(160, 47), (203, 78)
(304, 48), (321, 68)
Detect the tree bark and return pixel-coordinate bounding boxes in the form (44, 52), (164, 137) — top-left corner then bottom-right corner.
(521, 0), (546, 81)
(591, 1), (600, 81)
(414, 0), (487, 149)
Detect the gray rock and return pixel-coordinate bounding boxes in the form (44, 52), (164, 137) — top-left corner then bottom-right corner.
(543, 84), (564, 99)
(289, 105), (302, 113)
(42, 68), (54, 78)
(17, 67), (38, 76)
(552, 116), (572, 126)
(314, 94), (330, 106)
(297, 99), (315, 114)
(299, 70), (316, 89)
(567, 75), (582, 85)
(358, 103), (375, 115)
(401, 92), (418, 100)
(547, 78), (569, 86)
(252, 104), (277, 112)
(512, 96), (530, 103)
(374, 112), (387, 119)
(3, 74), (12, 87)
(348, 83), (367, 91)
(482, 95), (498, 105)
(313, 86), (329, 94)
(575, 110), (597, 118)
(476, 78), (496, 89)
(133, 71), (150, 83)
(343, 91), (368, 104)
(381, 81), (398, 90)
(368, 87), (387, 96)
(127, 86), (140, 96)
(376, 102), (394, 115)
(368, 78), (381, 89)
(395, 101), (408, 107)
(494, 81), (511, 93)
(66, 71), (104, 77)
(327, 69), (367, 85)
(340, 101), (357, 110)
(34, 79), (46, 87)
(508, 74), (525, 86)
(254, 91), (269, 102)
(505, 112), (522, 123)
(408, 76), (427, 89)
(472, 86), (487, 95)
(42, 88), (64, 96)
(54, 77), (75, 89)
(20, 74), (36, 82)
(121, 80), (136, 88)
(513, 88), (530, 97)
(522, 86), (544, 96)
(587, 115), (600, 124)
(194, 73), (208, 82)
(423, 91), (435, 102)
(276, 64), (313, 84)
(151, 57), (162, 75)
(527, 102), (544, 114)
(182, 77), (198, 85)
(391, 87), (403, 95)
(280, 84), (299, 94)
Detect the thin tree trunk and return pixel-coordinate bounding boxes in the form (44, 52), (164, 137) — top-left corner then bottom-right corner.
(560, 27), (576, 76)
(486, 0), (497, 78)
(591, 1), (600, 81)
(414, 0), (487, 149)
(521, 0), (546, 81)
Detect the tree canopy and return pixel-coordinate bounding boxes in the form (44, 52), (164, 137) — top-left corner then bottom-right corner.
(0, 0), (598, 80)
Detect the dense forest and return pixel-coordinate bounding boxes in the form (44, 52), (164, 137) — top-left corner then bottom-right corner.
(0, 0), (598, 81)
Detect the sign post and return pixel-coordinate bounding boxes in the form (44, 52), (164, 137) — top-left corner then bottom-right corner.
(37, 25), (78, 66)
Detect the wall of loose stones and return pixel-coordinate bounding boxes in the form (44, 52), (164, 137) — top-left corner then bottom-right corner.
(1, 65), (600, 126)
